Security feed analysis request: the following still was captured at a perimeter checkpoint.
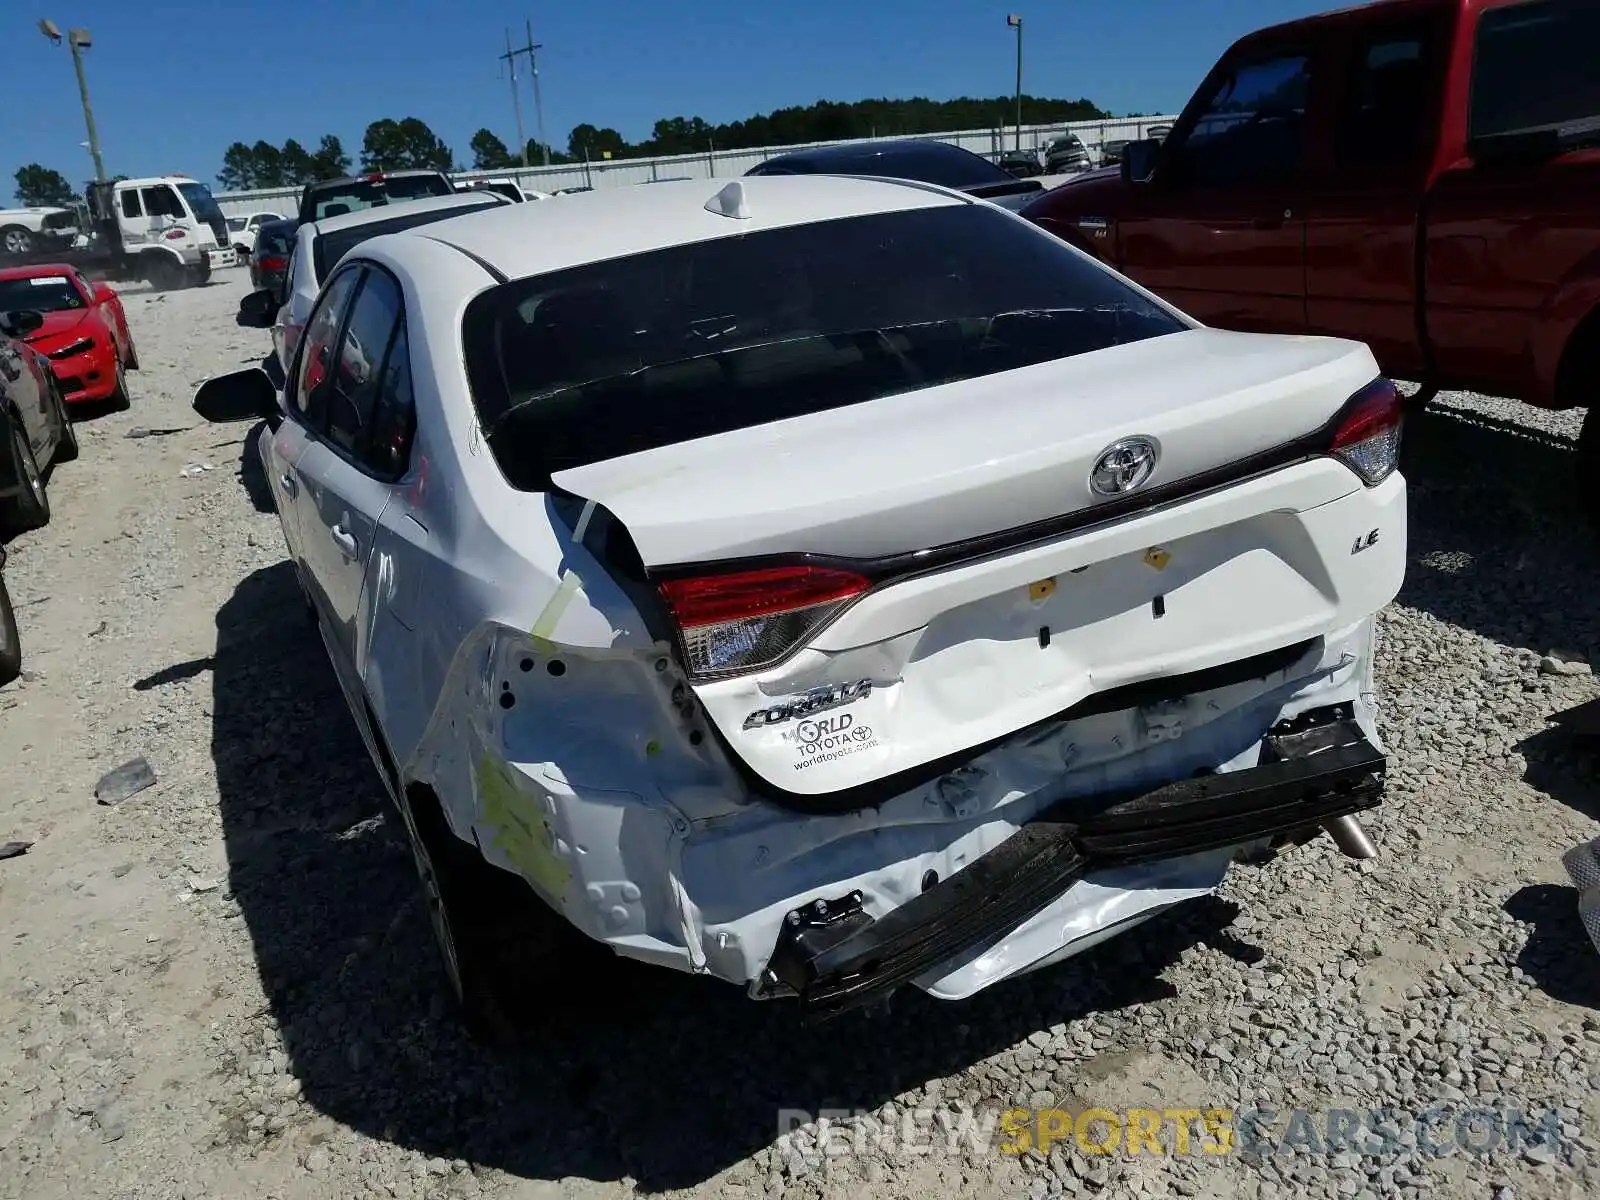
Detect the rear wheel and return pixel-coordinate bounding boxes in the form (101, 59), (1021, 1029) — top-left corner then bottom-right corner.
(106, 358), (131, 413)
(398, 784), (581, 1043)
(0, 566), (19, 686)
(189, 258), (212, 287)
(0, 416), (50, 536)
(144, 255), (183, 292)
(0, 225), (32, 259)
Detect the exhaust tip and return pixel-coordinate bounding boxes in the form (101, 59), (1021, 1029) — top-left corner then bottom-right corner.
(1324, 814), (1377, 860)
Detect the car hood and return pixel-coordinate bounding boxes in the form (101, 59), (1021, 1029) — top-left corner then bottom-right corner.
(1020, 167), (1125, 220)
(22, 308), (96, 346)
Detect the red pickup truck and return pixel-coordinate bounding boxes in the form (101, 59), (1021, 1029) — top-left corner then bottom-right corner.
(1022, 0), (1600, 517)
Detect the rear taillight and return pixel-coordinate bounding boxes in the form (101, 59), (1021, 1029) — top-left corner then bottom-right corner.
(658, 565), (872, 677)
(260, 255), (287, 271)
(1328, 378), (1403, 486)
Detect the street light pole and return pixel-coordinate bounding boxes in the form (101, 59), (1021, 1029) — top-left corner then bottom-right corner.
(1006, 14), (1023, 153)
(40, 20), (106, 181)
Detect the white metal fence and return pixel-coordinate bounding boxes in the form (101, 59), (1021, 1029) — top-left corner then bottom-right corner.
(212, 114), (1178, 215)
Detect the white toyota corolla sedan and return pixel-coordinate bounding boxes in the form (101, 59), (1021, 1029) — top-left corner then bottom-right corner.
(197, 175), (1407, 1035)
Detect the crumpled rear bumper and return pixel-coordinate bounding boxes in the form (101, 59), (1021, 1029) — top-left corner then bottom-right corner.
(760, 706), (1383, 1016)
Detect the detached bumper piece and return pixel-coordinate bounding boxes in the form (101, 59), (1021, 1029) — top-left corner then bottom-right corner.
(760, 703), (1383, 1017)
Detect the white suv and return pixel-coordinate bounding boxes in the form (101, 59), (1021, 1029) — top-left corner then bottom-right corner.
(197, 176), (1406, 1034)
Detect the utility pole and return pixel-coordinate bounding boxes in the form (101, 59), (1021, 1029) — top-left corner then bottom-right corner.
(498, 28), (529, 168)
(39, 20), (106, 181)
(507, 20), (550, 167)
(1006, 14), (1023, 153)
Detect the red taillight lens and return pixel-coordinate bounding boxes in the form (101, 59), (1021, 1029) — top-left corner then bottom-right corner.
(1328, 377), (1403, 486)
(260, 255), (287, 271)
(658, 566), (871, 677)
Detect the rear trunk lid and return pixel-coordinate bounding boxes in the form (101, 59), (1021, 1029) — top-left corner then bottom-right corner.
(553, 328), (1403, 799)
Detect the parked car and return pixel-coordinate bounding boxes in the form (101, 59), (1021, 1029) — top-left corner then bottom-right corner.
(1099, 138), (1132, 166)
(1146, 124), (1174, 141)
(226, 211), (285, 256)
(196, 175), (1404, 1034)
(747, 139), (1048, 210)
(454, 179), (529, 203)
(249, 219), (299, 306)
(1022, 0), (1600, 518)
(0, 207), (74, 260)
(1044, 134), (1091, 172)
(0, 264), (137, 409)
(297, 170), (456, 224)
(0, 309), (77, 536)
(996, 148), (1044, 177)
(0, 545), (18, 686)
(237, 191), (510, 374)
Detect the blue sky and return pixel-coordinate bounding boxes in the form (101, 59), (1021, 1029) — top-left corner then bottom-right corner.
(6, 0), (1339, 197)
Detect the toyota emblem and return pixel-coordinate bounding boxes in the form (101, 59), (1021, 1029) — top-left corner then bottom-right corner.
(1089, 437), (1159, 496)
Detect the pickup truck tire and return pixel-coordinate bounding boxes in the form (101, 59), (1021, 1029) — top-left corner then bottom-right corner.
(0, 417), (50, 537)
(189, 259), (211, 288)
(1580, 406), (1600, 530)
(397, 781), (583, 1044)
(0, 225), (32, 259)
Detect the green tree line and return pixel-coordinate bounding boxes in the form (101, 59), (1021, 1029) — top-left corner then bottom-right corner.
(214, 94), (1109, 188)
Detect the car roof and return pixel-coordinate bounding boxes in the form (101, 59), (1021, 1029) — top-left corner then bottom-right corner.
(308, 190), (506, 234)
(404, 174), (967, 283)
(0, 263), (85, 281)
(311, 169), (449, 186)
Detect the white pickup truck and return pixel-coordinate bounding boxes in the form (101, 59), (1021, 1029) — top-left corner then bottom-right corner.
(0, 207), (76, 259)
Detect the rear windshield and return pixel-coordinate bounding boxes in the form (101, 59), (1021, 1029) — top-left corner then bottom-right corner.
(311, 198), (496, 280)
(258, 223), (296, 256)
(463, 204), (1185, 491)
(751, 143), (1015, 190)
(1470, 0), (1600, 142)
(305, 174), (453, 221)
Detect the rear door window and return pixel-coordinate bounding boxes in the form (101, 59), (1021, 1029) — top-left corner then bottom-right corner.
(321, 269), (403, 461)
(1470, 0), (1600, 143)
(1335, 31), (1439, 166)
(463, 204), (1187, 490)
(291, 267), (363, 427)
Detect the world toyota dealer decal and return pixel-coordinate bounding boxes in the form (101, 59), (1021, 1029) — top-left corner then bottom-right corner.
(787, 711), (878, 771)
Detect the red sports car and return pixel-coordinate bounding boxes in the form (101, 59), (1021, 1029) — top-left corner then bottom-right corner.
(0, 263), (138, 409)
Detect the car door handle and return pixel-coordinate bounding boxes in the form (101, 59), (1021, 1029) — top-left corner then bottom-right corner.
(330, 524), (359, 557)
(279, 472), (297, 497)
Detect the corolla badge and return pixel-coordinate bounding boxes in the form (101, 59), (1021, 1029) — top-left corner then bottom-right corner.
(1089, 437), (1159, 496)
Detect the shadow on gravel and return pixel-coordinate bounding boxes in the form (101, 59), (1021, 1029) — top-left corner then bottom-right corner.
(1516, 724), (1600, 822)
(206, 564), (1249, 1191)
(1395, 404), (1598, 663)
(1504, 884), (1600, 1010)
(236, 420), (274, 514)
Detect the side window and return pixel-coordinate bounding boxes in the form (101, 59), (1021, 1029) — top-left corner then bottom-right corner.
(321, 270), (403, 460)
(1336, 34), (1432, 166)
(1176, 54), (1313, 186)
(365, 322), (415, 479)
(119, 189), (142, 219)
(291, 267), (362, 426)
(141, 187), (179, 219)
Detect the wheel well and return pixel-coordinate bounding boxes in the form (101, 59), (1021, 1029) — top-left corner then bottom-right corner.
(1555, 305), (1600, 408)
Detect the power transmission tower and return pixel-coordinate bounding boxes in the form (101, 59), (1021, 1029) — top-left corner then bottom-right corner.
(507, 20), (550, 166)
(498, 29), (530, 168)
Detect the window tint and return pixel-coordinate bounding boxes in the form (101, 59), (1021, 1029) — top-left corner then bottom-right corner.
(1337, 35), (1432, 165)
(292, 268), (362, 425)
(1470, 0), (1600, 142)
(1179, 55), (1312, 185)
(365, 323), (415, 479)
(321, 270), (403, 459)
(119, 190), (142, 219)
(463, 204), (1185, 491)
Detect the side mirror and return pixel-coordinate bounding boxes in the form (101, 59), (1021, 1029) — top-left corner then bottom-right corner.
(193, 367), (280, 424)
(1121, 139), (1162, 185)
(237, 289), (278, 329)
(0, 310), (45, 337)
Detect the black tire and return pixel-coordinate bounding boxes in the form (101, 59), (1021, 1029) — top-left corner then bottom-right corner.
(50, 381), (79, 465)
(398, 784), (581, 1043)
(189, 258), (212, 288)
(0, 417), (50, 537)
(144, 255), (183, 291)
(107, 357), (131, 413)
(124, 336), (141, 372)
(0, 225), (32, 259)
(0, 566), (19, 687)
(1581, 404), (1599, 531)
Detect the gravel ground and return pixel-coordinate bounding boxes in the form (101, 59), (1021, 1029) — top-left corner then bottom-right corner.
(0, 270), (1595, 1200)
